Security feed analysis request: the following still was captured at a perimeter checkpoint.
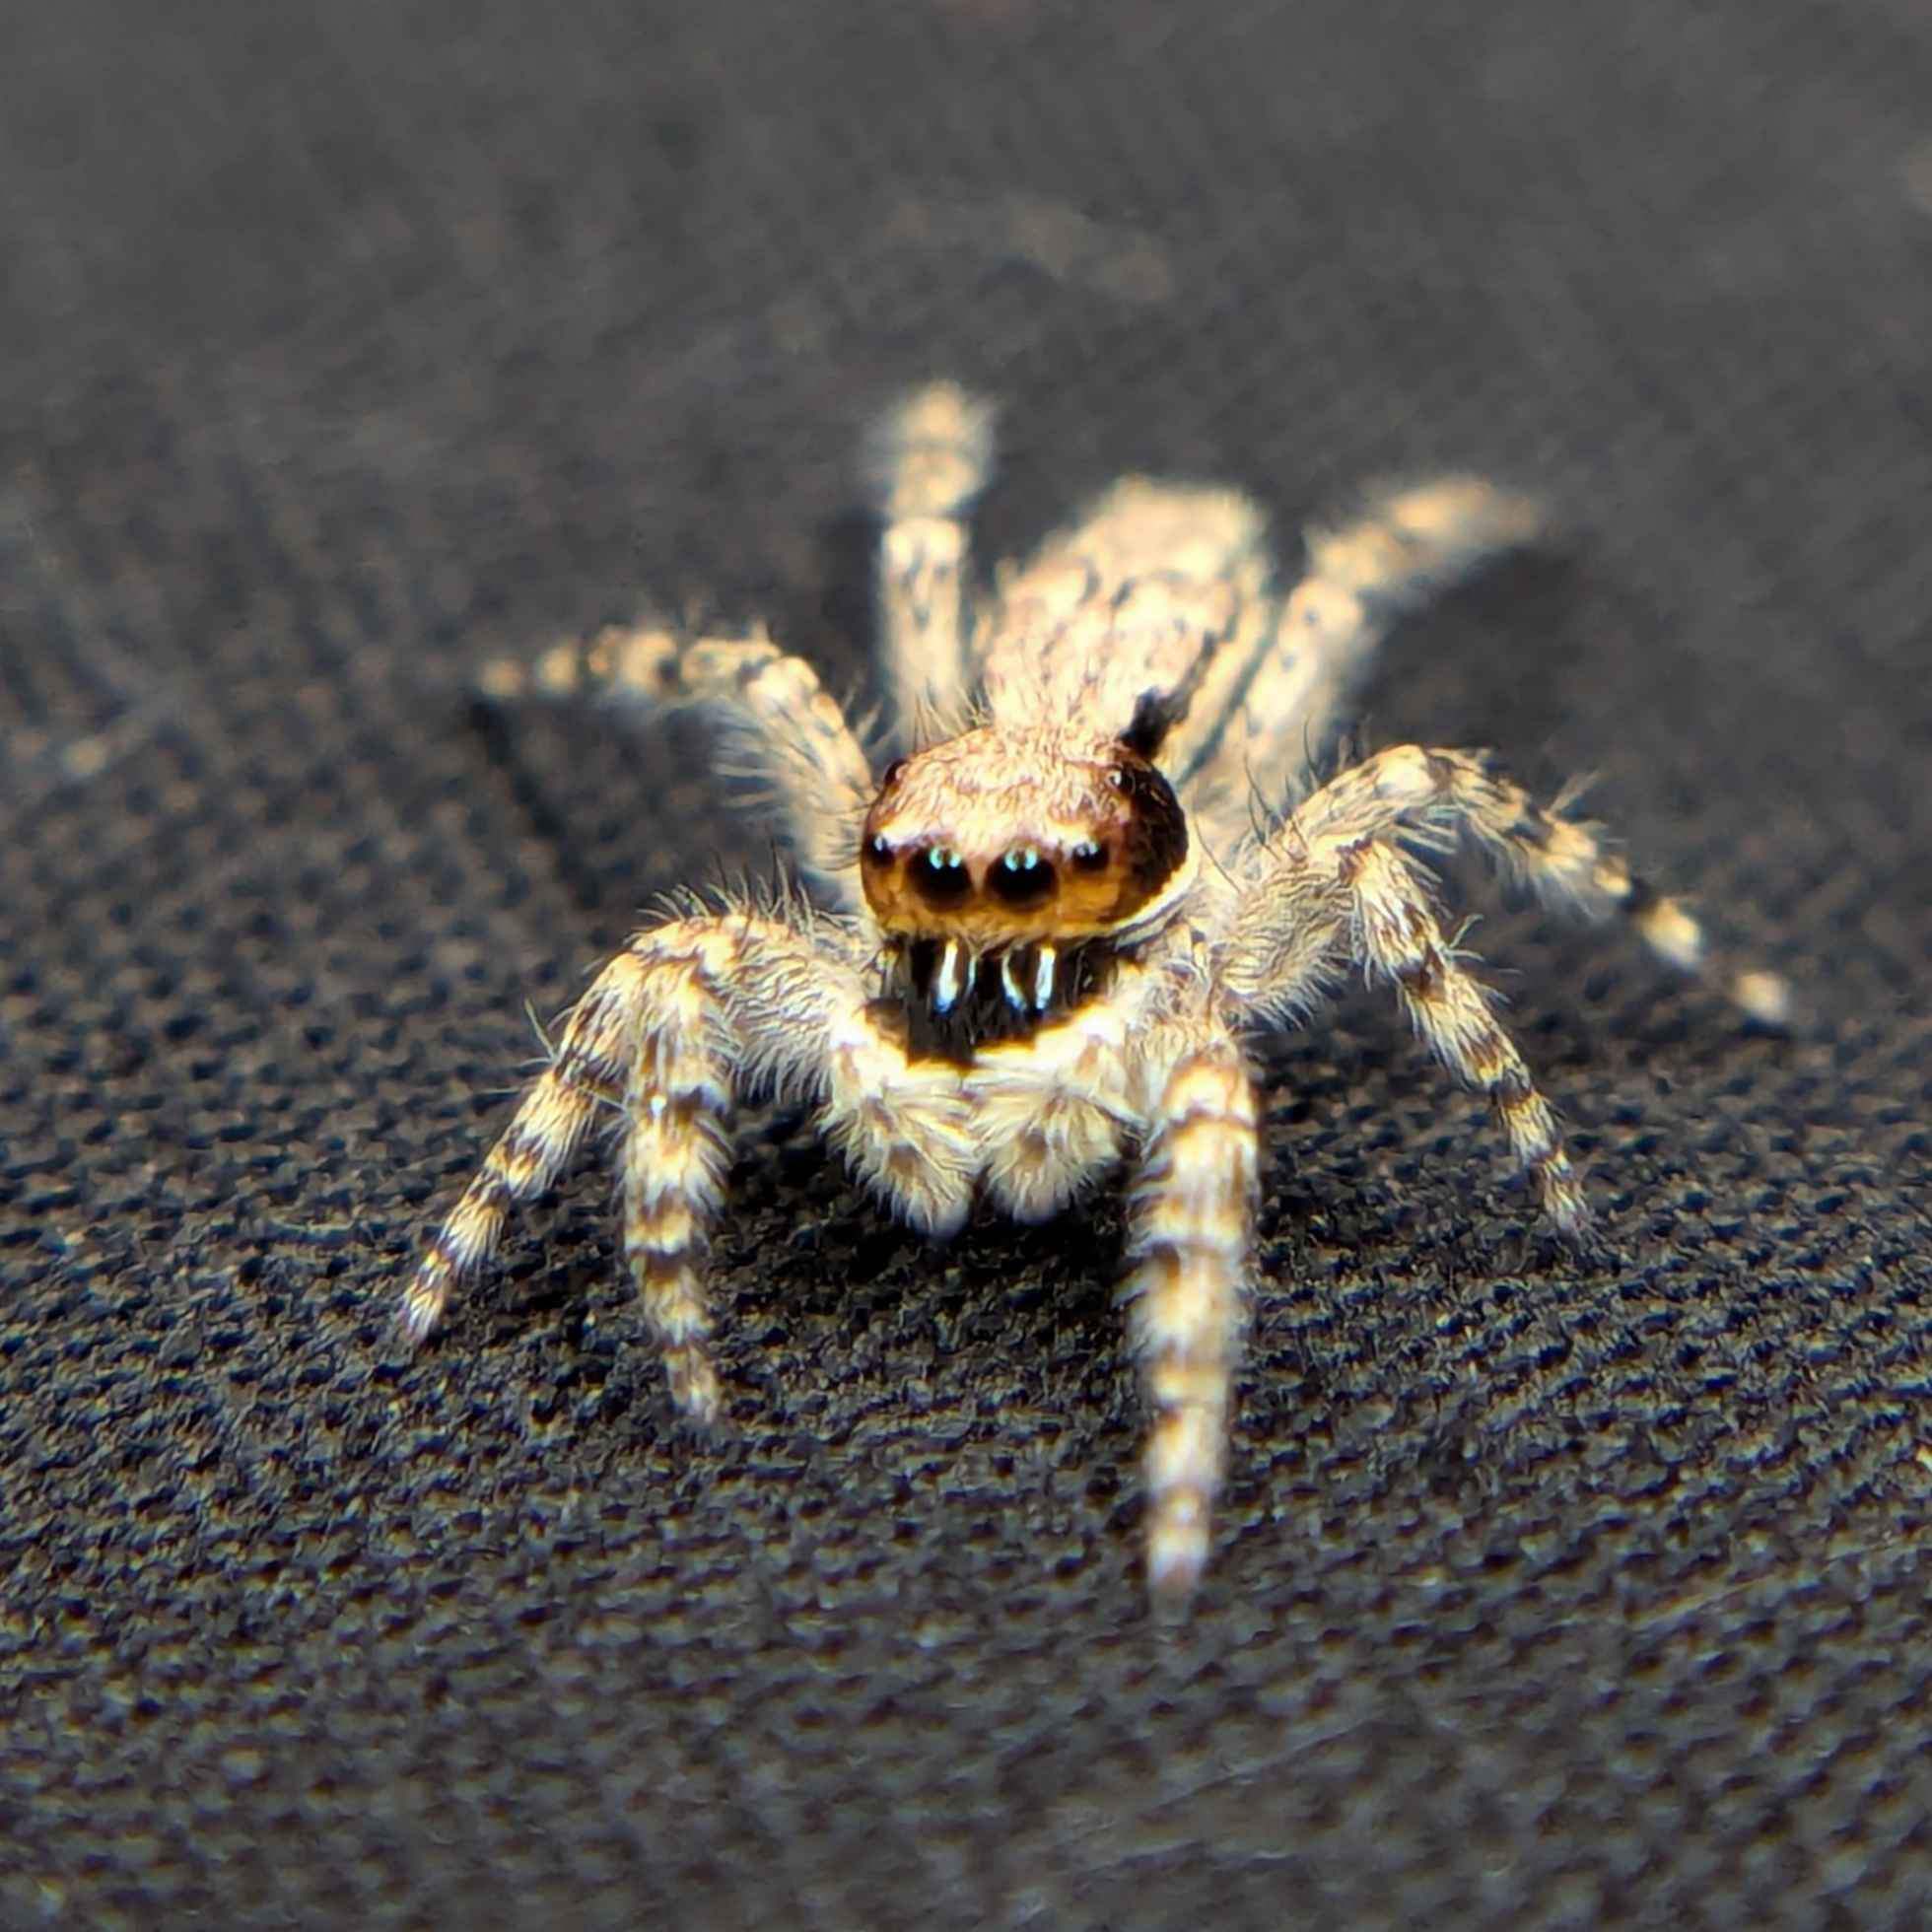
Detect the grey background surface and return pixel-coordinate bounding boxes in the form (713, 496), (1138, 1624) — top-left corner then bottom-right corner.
(3, 2), (1930, 1925)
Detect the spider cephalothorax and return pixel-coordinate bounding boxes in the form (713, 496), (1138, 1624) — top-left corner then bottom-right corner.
(401, 383), (1788, 1602)
(860, 724), (1194, 1051)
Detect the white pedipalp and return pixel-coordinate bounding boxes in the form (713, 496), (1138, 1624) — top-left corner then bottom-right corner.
(933, 938), (969, 1012)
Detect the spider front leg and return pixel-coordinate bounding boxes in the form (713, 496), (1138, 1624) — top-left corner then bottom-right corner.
(866, 382), (995, 742)
(475, 623), (878, 915)
(1276, 743), (1791, 1027)
(1125, 1026), (1260, 1599)
(401, 913), (978, 1417)
(1344, 836), (1591, 1233)
(1220, 827), (1589, 1234)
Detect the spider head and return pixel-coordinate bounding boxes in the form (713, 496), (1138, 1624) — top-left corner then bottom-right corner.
(859, 725), (1193, 1019)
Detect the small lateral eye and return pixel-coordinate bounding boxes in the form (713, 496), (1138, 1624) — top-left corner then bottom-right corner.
(1070, 839), (1108, 872)
(989, 846), (1056, 906)
(1105, 768), (1129, 792)
(865, 834), (895, 864)
(912, 844), (972, 905)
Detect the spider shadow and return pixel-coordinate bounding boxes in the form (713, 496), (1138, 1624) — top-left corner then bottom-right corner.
(811, 506), (883, 710)
(462, 682), (791, 937)
(1357, 546), (1588, 766)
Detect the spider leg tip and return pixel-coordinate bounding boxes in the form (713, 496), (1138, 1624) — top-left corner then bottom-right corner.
(394, 1304), (439, 1351)
(1144, 1511), (1210, 1609)
(394, 1261), (451, 1349)
(1732, 969), (1793, 1031)
(473, 656), (528, 702)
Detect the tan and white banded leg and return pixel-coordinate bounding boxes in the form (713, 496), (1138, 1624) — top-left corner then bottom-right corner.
(1275, 742), (1789, 1025)
(1339, 836), (1590, 1234)
(1185, 478), (1544, 845)
(1217, 821), (1588, 1234)
(401, 914), (980, 1408)
(866, 382), (995, 742)
(1124, 1031), (1260, 1599)
(399, 955), (636, 1347)
(477, 623), (877, 913)
(617, 946), (735, 1420)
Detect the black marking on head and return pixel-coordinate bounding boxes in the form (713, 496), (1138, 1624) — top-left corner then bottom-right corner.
(1106, 753), (1190, 903)
(1121, 689), (1183, 760)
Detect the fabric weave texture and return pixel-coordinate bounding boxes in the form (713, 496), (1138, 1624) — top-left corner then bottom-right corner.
(3, 3), (1929, 1925)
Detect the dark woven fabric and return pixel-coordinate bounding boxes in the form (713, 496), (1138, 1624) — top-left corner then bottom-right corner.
(5, 2), (1929, 1925)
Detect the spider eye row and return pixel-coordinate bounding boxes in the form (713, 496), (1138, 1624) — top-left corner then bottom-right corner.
(864, 836), (1113, 908)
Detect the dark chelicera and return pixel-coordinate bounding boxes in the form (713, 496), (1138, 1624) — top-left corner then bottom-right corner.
(897, 936), (1118, 1062)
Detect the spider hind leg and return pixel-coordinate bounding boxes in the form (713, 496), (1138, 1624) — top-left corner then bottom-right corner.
(1124, 1033), (1260, 1599)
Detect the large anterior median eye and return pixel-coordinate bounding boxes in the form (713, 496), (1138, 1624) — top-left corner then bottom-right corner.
(911, 845), (972, 907)
(989, 845), (1056, 906)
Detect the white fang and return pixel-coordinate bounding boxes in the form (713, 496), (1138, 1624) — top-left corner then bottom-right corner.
(933, 940), (968, 1012)
(1033, 944), (1058, 1010)
(1000, 952), (1027, 1008)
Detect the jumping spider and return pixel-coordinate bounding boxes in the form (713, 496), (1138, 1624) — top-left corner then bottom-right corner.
(402, 383), (1788, 1599)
